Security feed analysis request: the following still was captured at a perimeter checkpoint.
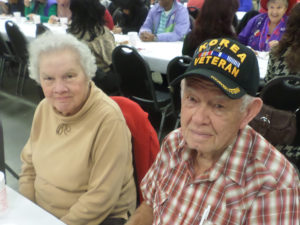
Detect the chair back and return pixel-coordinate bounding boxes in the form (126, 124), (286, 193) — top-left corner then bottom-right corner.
(167, 56), (192, 118)
(112, 45), (157, 103)
(260, 76), (300, 112)
(0, 32), (13, 58)
(0, 119), (5, 175)
(111, 96), (160, 206)
(36, 23), (50, 37)
(5, 20), (28, 63)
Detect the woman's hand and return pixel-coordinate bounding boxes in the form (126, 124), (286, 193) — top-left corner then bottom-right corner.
(269, 40), (279, 49)
(113, 26), (122, 34)
(48, 15), (59, 24)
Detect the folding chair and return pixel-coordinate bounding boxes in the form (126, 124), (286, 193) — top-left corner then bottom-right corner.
(5, 20), (29, 95)
(0, 32), (16, 87)
(166, 55), (192, 128)
(112, 45), (171, 140)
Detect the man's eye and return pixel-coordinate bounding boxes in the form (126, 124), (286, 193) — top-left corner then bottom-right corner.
(215, 104), (224, 109)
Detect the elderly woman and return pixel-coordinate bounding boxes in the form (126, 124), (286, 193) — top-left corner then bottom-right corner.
(24, 0), (57, 23)
(19, 32), (136, 225)
(238, 0), (297, 51)
(265, 3), (300, 82)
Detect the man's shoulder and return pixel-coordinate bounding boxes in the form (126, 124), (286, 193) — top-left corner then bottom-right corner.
(240, 126), (299, 186)
(163, 128), (184, 153)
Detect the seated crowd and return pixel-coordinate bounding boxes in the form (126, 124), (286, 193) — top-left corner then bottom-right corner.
(1, 0), (300, 224)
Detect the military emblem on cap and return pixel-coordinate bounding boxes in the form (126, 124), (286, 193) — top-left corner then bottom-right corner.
(172, 38), (260, 99)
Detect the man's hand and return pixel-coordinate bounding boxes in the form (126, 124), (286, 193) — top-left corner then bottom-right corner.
(125, 202), (153, 225)
(140, 32), (156, 42)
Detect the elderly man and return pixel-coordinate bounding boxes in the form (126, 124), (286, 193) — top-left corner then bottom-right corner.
(139, 0), (190, 42)
(125, 38), (300, 225)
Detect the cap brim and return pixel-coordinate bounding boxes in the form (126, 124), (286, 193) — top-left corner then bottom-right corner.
(170, 68), (246, 99)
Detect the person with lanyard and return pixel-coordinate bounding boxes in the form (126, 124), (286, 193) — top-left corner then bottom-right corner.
(125, 38), (300, 225)
(24, 0), (57, 23)
(238, 0), (297, 51)
(139, 0), (190, 42)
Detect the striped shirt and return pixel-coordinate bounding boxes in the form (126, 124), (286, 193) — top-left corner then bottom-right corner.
(156, 7), (173, 34)
(141, 126), (300, 225)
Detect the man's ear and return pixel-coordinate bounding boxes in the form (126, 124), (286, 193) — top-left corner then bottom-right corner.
(240, 97), (263, 129)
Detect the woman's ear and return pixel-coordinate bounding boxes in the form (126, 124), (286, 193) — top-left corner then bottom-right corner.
(239, 97), (263, 129)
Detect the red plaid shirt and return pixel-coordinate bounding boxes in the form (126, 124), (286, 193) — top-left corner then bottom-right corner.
(141, 126), (300, 225)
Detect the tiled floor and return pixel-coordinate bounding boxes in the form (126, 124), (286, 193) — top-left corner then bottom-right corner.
(0, 70), (41, 191)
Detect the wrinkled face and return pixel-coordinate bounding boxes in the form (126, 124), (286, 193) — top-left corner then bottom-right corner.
(180, 78), (247, 155)
(159, 0), (173, 9)
(39, 49), (90, 116)
(267, 0), (288, 24)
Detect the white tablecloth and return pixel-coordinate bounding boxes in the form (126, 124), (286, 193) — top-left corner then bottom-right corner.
(0, 16), (66, 41)
(0, 186), (65, 225)
(114, 34), (183, 74)
(0, 18), (268, 78)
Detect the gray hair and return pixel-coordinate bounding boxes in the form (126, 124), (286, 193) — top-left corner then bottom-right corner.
(180, 78), (255, 112)
(28, 31), (97, 84)
(267, 0), (289, 8)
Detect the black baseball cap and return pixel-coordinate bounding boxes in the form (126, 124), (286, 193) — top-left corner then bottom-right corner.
(172, 38), (260, 99)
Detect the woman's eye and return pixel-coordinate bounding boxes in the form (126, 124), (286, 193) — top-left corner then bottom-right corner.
(187, 96), (197, 103)
(67, 74), (74, 79)
(44, 77), (53, 81)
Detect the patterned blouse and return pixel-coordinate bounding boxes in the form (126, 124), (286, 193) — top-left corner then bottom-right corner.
(141, 126), (300, 225)
(265, 48), (300, 82)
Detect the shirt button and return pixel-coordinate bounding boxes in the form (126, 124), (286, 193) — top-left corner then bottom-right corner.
(179, 213), (183, 218)
(190, 184), (194, 187)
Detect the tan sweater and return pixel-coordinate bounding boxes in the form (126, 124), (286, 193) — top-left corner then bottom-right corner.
(19, 82), (136, 225)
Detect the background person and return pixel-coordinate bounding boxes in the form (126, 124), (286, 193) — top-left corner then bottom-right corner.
(112, 0), (148, 34)
(67, 0), (118, 95)
(238, 0), (297, 51)
(139, 0), (190, 42)
(238, 0), (253, 11)
(265, 2), (300, 82)
(125, 38), (300, 225)
(24, 0), (57, 23)
(182, 0), (239, 57)
(19, 32), (136, 225)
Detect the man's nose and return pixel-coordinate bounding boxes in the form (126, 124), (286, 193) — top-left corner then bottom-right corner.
(191, 105), (210, 124)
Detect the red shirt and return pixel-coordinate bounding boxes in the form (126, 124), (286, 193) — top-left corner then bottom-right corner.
(104, 9), (114, 30)
(141, 126), (300, 224)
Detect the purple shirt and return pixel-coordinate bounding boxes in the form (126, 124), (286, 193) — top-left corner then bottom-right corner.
(238, 13), (287, 51)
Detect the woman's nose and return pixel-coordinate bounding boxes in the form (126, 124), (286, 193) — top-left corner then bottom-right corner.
(53, 80), (68, 93)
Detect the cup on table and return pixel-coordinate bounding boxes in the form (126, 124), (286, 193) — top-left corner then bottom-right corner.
(128, 32), (139, 47)
(13, 11), (21, 23)
(0, 171), (7, 212)
(59, 17), (68, 26)
(33, 15), (41, 24)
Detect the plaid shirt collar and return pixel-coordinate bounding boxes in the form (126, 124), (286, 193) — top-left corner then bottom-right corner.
(172, 127), (253, 186)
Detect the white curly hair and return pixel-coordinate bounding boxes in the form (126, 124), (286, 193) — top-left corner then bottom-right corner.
(28, 31), (97, 84)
